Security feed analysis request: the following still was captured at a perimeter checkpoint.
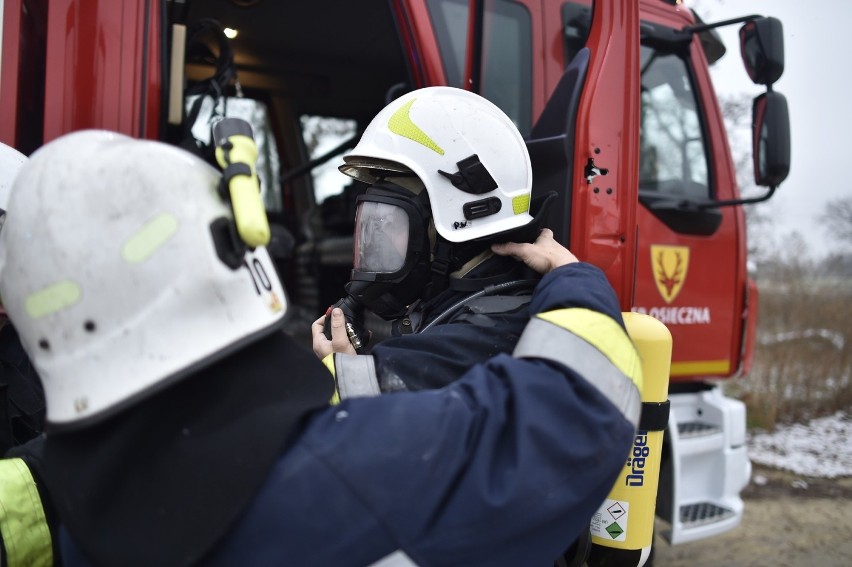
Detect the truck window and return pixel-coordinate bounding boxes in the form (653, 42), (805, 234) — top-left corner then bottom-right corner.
(639, 45), (710, 200)
(426, 0), (532, 135)
(300, 115), (358, 204)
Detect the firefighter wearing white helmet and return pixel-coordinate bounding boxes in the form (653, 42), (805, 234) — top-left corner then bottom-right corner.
(314, 87), (557, 354)
(0, 130), (289, 426)
(314, 87), (558, 387)
(0, 129), (640, 567)
(312, 87), (601, 564)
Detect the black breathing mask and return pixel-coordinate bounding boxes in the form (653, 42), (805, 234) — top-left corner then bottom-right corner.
(323, 181), (433, 348)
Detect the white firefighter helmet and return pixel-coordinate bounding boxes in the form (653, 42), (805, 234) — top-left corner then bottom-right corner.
(339, 87), (533, 243)
(0, 130), (287, 427)
(0, 142), (27, 212)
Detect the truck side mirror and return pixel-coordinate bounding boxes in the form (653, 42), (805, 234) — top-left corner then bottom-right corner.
(739, 17), (784, 85)
(752, 91), (790, 187)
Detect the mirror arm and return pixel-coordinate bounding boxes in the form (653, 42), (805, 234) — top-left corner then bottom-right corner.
(683, 14), (761, 34)
(696, 185), (777, 209)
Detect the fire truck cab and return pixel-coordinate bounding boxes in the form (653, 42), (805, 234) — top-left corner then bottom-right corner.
(1, 0), (790, 549)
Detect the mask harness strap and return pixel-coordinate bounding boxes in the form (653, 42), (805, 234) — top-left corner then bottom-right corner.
(428, 239), (454, 299)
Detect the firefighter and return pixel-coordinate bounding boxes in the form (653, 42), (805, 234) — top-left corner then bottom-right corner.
(0, 129), (640, 566)
(310, 87), (608, 564)
(0, 142), (45, 456)
(312, 87), (562, 394)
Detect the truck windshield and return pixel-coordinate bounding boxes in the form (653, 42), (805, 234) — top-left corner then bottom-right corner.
(426, 0), (533, 135)
(639, 45), (710, 200)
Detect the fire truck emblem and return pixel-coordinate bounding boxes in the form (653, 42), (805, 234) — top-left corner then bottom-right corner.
(651, 245), (690, 304)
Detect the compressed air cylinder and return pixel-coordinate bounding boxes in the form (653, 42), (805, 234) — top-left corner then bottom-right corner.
(586, 312), (672, 567)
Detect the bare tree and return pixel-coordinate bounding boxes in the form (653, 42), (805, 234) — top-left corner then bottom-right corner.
(818, 197), (852, 248)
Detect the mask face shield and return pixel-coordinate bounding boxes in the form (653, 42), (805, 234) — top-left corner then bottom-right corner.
(350, 184), (430, 284)
(353, 201), (410, 274)
(343, 182), (433, 320)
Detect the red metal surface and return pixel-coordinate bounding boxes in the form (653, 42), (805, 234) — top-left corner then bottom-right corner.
(1, 0), (48, 154)
(0, 0), (23, 146)
(42, 0), (161, 142)
(391, 0), (427, 88)
(568, 0), (641, 312)
(631, 5), (748, 381)
(398, 0), (447, 86)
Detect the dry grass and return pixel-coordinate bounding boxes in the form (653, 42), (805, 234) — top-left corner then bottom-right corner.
(723, 279), (852, 431)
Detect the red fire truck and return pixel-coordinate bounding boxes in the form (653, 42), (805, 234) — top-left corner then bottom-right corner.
(1, 0), (789, 549)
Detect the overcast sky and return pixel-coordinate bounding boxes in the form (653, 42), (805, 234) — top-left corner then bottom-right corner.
(691, 0), (849, 258)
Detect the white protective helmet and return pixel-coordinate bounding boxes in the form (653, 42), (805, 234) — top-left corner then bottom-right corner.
(0, 130), (287, 427)
(339, 87), (533, 243)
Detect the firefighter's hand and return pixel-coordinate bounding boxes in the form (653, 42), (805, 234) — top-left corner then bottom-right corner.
(312, 308), (357, 358)
(491, 228), (578, 274)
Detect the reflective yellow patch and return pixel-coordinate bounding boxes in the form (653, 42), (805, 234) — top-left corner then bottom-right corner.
(388, 99), (445, 155)
(512, 193), (531, 214)
(25, 280), (81, 319)
(0, 458), (53, 567)
(122, 213), (179, 264)
(322, 353), (340, 405)
(670, 359), (730, 376)
(537, 308), (643, 391)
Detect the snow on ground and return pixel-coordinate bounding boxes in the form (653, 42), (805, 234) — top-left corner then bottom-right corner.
(747, 411), (852, 478)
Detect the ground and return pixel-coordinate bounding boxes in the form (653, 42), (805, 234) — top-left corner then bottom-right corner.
(652, 464), (852, 566)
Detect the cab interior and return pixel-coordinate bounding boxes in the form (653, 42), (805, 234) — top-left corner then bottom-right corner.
(175, 0), (414, 332)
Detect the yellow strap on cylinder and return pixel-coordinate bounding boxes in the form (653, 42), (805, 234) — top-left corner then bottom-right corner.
(0, 458), (53, 567)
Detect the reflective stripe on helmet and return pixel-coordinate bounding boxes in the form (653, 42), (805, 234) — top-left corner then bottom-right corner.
(388, 99), (445, 156)
(513, 309), (642, 427)
(333, 354), (381, 400)
(0, 458), (53, 567)
(512, 193), (531, 214)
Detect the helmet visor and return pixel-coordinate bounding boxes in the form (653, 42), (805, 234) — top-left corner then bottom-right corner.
(353, 201), (410, 273)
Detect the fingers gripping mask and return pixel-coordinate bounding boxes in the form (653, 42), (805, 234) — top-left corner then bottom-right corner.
(344, 182), (432, 320)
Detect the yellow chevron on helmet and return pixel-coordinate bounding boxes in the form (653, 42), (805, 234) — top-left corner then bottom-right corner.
(388, 99), (445, 156)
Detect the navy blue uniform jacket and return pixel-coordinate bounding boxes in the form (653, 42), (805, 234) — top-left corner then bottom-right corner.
(60, 263), (635, 566)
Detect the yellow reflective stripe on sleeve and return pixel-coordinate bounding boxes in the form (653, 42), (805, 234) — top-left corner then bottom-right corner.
(321, 354), (340, 405)
(536, 308), (643, 391)
(0, 458), (53, 567)
(322, 353), (336, 377)
(513, 309), (642, 426)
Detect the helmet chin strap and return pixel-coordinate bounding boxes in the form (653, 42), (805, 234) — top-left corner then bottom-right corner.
(451, 249), (494, 278)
